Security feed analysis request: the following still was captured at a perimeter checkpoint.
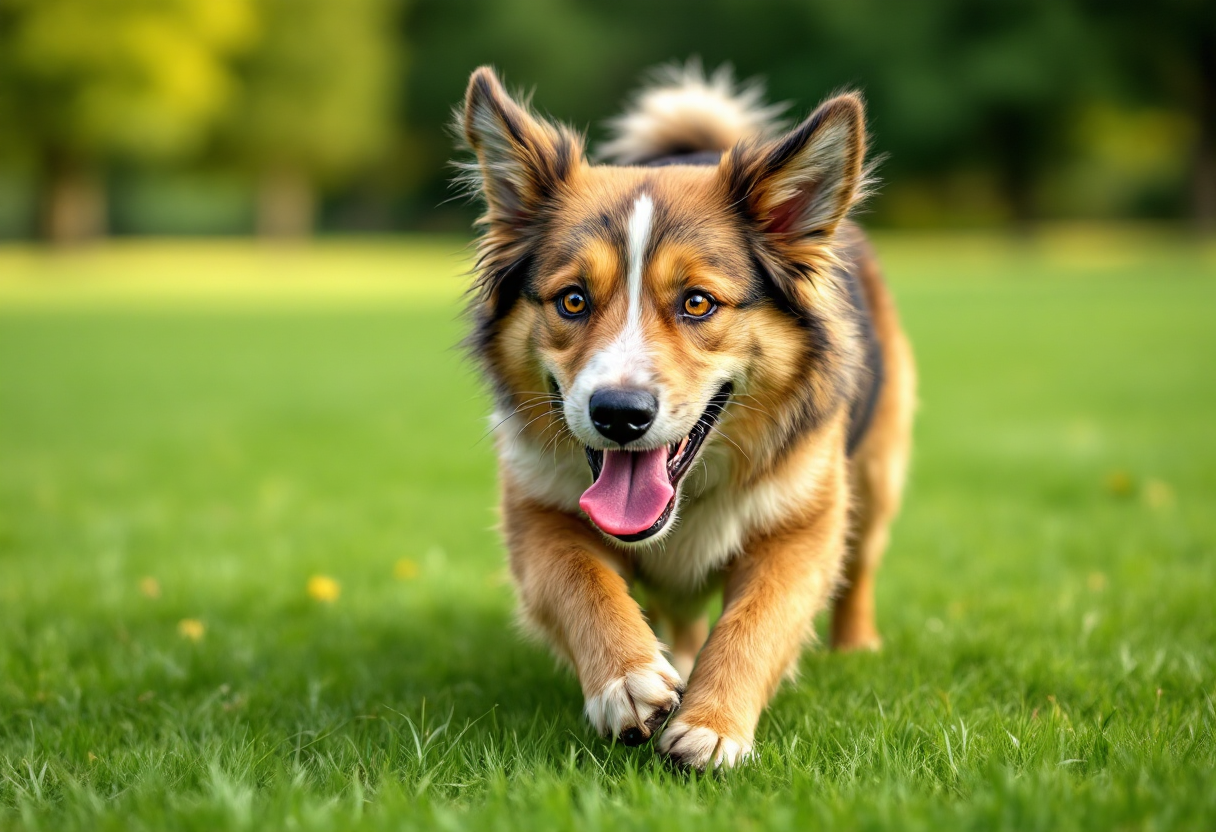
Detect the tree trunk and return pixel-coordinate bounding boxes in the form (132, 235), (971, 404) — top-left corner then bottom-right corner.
(1196, 139), (1216, 234)
(991, 110), (1038, 236)
(1193, 30), (1216, 235)
(38, 151), (106, 245)
(255, 166), (316, 239)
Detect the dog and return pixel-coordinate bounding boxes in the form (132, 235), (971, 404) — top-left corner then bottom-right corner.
(455, 63), (914, 770)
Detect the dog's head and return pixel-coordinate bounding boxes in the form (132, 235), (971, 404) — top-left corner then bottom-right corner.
(459, 66), (869, 544)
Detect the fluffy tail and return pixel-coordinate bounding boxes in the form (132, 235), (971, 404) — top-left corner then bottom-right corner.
(599, 61), (785, 165)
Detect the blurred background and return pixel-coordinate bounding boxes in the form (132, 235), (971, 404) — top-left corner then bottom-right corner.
(0, 0), (1212, 243)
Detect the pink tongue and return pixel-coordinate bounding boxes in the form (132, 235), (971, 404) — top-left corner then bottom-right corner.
(579, 449), (674, 537)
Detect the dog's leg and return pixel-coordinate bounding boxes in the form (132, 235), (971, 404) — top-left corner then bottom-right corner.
(833, 269), (915, 650)
(830, 478), (888, 651)
(658, 482), (848, 770)
(831, 384), (912, 650)
(666, 615), (709, 683)
(504, 498), (682, 746)
(647, 596), (710, 683)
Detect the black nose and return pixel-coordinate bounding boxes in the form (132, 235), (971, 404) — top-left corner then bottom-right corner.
(589, 388), (658, 445)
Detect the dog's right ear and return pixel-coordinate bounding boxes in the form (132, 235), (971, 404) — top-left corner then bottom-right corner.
(462, 66), (582, 227)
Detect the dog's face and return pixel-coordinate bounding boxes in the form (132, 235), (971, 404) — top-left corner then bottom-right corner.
(461, 68), (867, 543)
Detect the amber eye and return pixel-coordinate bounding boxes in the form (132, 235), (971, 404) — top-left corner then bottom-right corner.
(558, 289), (588, 318)
(683, 292), (716, 318)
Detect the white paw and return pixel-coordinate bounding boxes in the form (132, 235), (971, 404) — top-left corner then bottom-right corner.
(658, 719), (753, 770)
(584, 653), (683, 745)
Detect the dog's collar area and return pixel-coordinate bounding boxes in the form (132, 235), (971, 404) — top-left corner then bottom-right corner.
(583, 382), (732, 542)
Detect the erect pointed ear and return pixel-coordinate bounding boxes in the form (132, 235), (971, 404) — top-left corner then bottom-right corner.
(462, 66), (583, 227)
(722, 92), (867, 244)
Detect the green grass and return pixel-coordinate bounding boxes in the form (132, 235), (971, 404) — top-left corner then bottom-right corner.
(2, 231), (1214, 831)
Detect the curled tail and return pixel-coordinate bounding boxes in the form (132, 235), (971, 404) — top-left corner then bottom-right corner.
(599, 61), (786, 165)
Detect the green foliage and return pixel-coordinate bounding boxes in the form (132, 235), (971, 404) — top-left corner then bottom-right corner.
(1, 234), (1214, 829)
(402, 0), (1207, 227)
(0, 0), (1210, 233)
(0, 0), (255, 161)
(224, 0), (402, 180)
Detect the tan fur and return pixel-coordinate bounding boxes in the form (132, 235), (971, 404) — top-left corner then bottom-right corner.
(599, 61), (785, 165)
(833, 238), (916, 651)
(459, 65), (915, 770)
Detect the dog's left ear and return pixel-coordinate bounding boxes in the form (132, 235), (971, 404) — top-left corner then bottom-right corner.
(462, 66), (583, 227)
(722, 92), (867, 245)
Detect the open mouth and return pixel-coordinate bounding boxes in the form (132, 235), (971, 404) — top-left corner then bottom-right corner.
(579, 383), (732, 542)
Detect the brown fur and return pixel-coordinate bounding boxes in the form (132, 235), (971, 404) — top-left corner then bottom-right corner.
(456, 65), (915, 769)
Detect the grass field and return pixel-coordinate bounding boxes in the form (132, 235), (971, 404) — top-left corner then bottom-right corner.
(2, 231), (1214, 831)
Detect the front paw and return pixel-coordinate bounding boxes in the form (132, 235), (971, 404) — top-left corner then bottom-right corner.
(658, 717), (753, 770)
(584, 653), (683, 746)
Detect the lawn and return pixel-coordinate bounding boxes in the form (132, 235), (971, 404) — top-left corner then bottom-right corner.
(1, 231), (1214, 831)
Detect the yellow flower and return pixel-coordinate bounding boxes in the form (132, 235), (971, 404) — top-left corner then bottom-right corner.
(178, 619), (205, 641)
(394, 559), (419, 580)
(307, 575), (340, 602)
(139, 577), (161, 598)
(1105, 470), (1134, 497)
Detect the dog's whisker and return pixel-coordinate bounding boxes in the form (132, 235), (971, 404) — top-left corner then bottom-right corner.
(695, 454), (710, 493)
(725, 401), (778, 424)
(738, 391), (785, 416)
(535, 411), (567, 444)
(507, 408), (564, 454)
(512, 395), (564, 408)
(541, 423), (576, 467)
(474, 409), (528, 447)
(708, 424), (753, 466)
(549, 426), (578, 469)
(534, 421), (563, 460)
(473, 396), (564, 447)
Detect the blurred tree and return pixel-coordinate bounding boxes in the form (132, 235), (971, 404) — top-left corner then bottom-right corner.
(0, 0), (255, 243)
(711, 0), (1099, 227)
(400, 0), (626, 226)
(0, 0), (1205, 238)
(869, 0), (1098, 228)
(403, 0), (1102, 229)
(223, 0), (402, 238)
(1092, 0), (1216, 232)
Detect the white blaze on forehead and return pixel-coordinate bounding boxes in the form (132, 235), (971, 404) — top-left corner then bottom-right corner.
(565, 193), (660, 445)
(625, 194), (654, 329)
